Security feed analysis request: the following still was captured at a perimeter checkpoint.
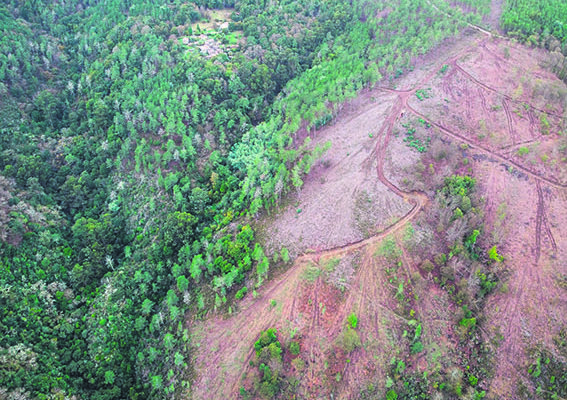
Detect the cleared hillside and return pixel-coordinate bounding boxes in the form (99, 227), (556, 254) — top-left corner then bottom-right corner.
(191, 31), (567, 400)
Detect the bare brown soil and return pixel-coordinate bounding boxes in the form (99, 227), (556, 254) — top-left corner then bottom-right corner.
(398, 36), (567, 398)
(257, 91), (412, 259)
(189, 31), (567, 400)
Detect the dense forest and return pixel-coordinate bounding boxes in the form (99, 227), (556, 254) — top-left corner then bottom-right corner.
(500, 0), (567, 80)
(501, 0), (567, 45)
(0, 0), (566, 399)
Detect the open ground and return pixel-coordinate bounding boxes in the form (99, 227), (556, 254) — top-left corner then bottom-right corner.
(188, 28), (567, 399)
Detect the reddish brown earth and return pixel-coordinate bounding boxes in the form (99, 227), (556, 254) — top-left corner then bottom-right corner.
(188, 31), (567, 400)
(403, 36), (567, 397)
(257, 91), (413, 259)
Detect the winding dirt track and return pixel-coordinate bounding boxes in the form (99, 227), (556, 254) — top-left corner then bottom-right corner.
(502, 98), (517, 144)
(293, 38), (494, 265)
(191, 40), (459, 400)
(191, 27), (567, 398)
(454, 62), (566, 120)
(408, 104), (567, 190)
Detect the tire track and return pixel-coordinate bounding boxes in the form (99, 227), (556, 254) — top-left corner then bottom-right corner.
(544, 211), (558, 256)
(535, 181), (544, 263)
(290, 295), (297, 320)
(312, 276), (320, 329)
(397, 240), (425, 318)
(194, 34), (567, 399)
(464, 84), (473, 120)
(444, 70), (458, 102)
(222, 52), (456, 395)
(375, 97), (409, 199)
(502, 98), (517, 145)
(214, 78), (433, 398)
(406, 104), (567, 189)
(480, 42), (550, 82)
(376, 47), (566, 394)
(480, 42), (510, 65)
(478, 87), (488, 113)
(454, 63), (567, 121)
(499, 260), (526, 357)
(537, 181), (558, 256)
(388, 46), (566, 189)
(378, 37), (485, 95)
(500, 138), (539, 152)
(295, 196), (425, 264)
(530, 182), (547, 308)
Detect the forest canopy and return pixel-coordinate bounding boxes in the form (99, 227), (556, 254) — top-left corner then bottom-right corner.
(0, 0), (565, 399)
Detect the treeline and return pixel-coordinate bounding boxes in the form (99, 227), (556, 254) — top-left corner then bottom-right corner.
(0, 0), (488, 399)
(0, 0), (356, 398)
(233, 0), (479, 214)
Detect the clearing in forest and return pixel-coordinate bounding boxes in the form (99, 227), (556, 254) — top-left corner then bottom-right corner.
(189, 31), (567, 400)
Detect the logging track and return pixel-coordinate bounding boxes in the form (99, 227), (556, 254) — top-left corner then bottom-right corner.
(191, 30), (567, 400)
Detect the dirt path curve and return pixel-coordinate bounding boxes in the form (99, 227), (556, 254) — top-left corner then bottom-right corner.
(454, 63), (567, 120)
(295, 196), (425, 264)
(377, 37), (567, 191)
(407, 104), (567, 189)
(380, 42), (566, 391)
(290, 92), (428, 263)
(191, 34), (482, 400)
(302, 38), (493, 265)
(299, 34), (567, 393)
(191, 31), (567, 399)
